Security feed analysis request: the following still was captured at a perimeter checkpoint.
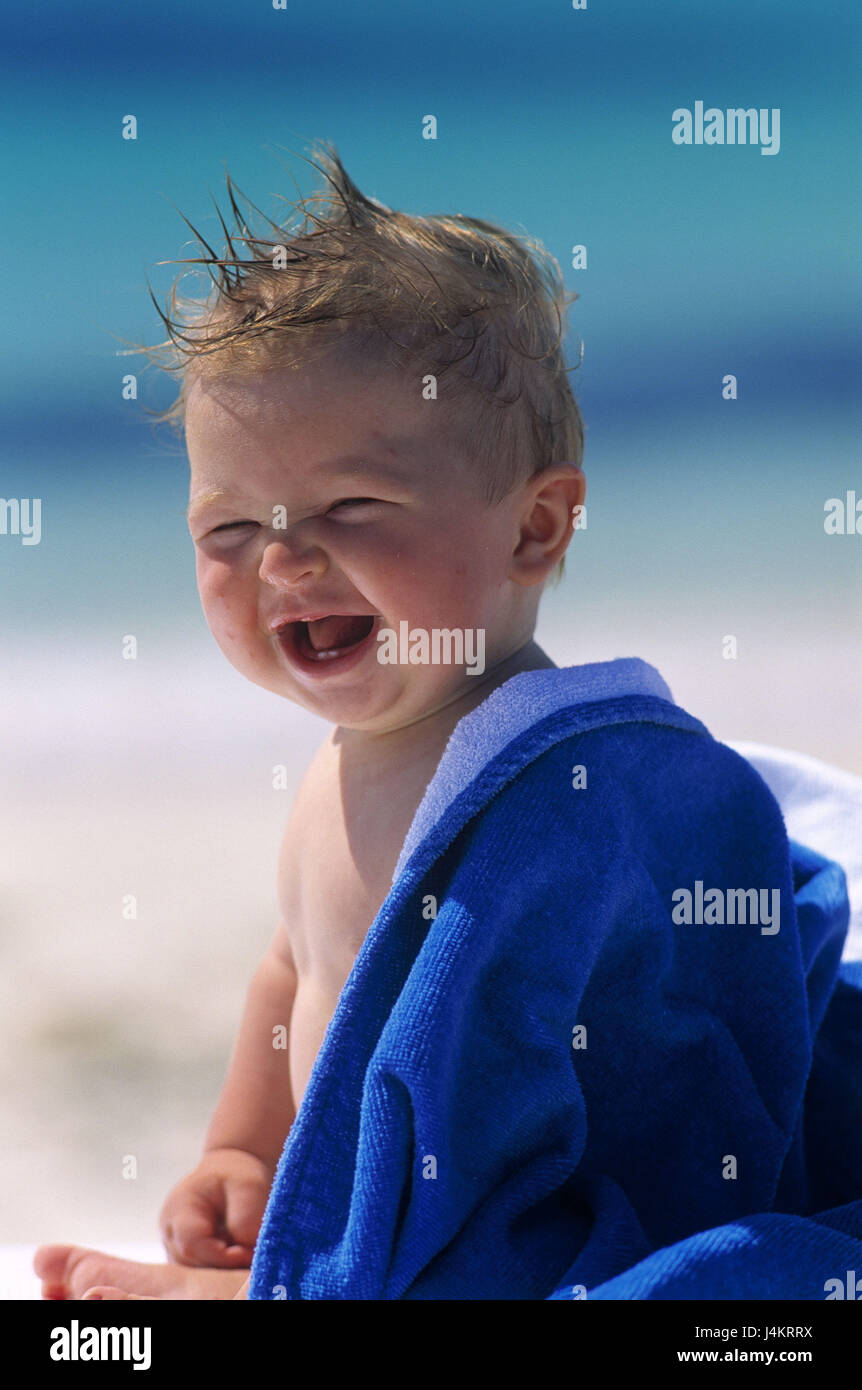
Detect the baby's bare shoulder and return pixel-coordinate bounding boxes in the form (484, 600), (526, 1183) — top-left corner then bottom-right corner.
(275, 733), (421, 969)
(276, 740), (336, 886)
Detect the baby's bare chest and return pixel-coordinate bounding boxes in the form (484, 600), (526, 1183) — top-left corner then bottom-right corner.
(277, 744), (435, 986)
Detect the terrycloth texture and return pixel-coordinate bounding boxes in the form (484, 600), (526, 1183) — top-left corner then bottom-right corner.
(250, 659), (862, 1300)
(729, 741), (862, 961)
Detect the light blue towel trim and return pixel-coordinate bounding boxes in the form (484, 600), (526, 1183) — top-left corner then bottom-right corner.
(393, 656), (673, 880)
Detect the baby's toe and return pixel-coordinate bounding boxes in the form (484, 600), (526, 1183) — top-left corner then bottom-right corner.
(34, 1242), (81, 1297)
(35, 1246), (134, 1301)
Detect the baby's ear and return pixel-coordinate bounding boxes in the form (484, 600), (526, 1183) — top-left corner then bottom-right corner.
(509, 464), (585, 586)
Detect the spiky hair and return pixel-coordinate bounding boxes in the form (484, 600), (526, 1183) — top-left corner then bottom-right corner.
(131, 141), (585, 573)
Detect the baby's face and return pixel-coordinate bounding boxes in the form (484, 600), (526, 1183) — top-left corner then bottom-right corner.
(185, 349), (536, 732)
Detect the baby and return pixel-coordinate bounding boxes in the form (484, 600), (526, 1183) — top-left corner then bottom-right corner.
(35, 144), (586, 1300)
(39, 144), (857, 1303)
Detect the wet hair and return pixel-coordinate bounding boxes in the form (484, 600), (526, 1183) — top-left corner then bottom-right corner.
(131, 141), (585, 579)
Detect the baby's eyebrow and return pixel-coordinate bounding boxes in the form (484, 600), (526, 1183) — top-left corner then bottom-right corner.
(187, 455), (414, 524)
(186, 489), (241, 525)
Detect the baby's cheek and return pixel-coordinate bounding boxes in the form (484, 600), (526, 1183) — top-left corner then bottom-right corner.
(209, 618), (270, 686)
(199, 576), (256, 651)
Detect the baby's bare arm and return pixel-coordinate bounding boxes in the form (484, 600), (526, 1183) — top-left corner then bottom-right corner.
(203, 921), (299, 1167)
(160, 923), (298, 1265)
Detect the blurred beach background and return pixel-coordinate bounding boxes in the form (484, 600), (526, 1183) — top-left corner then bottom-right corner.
(1, 0), (860, 1247)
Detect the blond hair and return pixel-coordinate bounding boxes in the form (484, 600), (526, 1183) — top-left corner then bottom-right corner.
(131, 142), (585, 577)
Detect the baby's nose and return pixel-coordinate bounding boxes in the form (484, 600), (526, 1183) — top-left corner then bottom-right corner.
(258, 536), (327, 588)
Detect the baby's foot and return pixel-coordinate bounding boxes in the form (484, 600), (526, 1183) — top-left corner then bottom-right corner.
(34, 1243), (249, 1301)
(83, 1274), (250, 1302)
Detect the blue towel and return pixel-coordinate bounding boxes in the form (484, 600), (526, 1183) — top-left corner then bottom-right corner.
(250, 658), (862, 1300)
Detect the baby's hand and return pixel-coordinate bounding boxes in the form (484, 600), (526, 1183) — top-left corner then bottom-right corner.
(160, 1148), (272, 1267)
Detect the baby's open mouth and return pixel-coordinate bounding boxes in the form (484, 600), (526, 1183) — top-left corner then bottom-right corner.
(283, 614), (378, 664)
